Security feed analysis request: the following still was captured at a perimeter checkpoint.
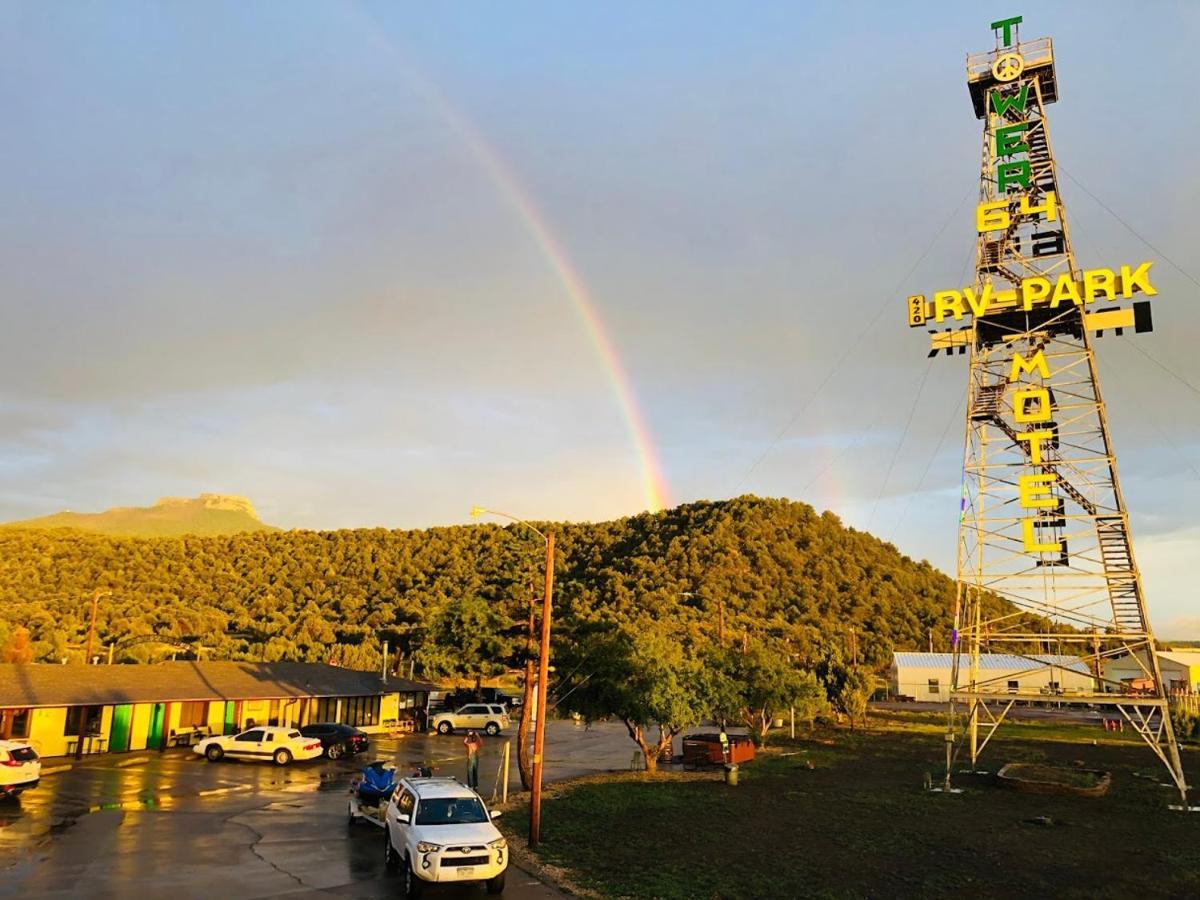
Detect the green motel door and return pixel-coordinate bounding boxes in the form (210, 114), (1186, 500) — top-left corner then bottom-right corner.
(147, 703), (166, 749)
(109, 704), (133, 752)
(223, 701), (238, 735)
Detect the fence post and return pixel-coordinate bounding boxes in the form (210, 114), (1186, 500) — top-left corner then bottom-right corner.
(501, 740), (510, 804)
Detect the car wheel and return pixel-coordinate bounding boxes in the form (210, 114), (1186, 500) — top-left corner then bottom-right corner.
(327, 742), (344, 760)
(205, 745), (224, 762)
(383, 828), (399, 871)
(484, 721), (500, 736)
(437, 721), (453, 735)
(485, 869), (506, 895)
(274, 749), (292, 766)
(403, 854), (424, 898)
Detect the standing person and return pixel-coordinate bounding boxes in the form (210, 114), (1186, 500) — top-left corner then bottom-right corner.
(464, 730), (482, 790)
(718, 725), (730, 765)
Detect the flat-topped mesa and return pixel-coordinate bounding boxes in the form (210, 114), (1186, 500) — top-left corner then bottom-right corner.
(155, 494), (259, 518)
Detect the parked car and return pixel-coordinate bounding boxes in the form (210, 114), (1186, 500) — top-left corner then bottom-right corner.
(430, 705), (510, 736)
(434, 688), (517, 712)
(194, 726), (324, 766)
(0, 741), (40, 798)
(383, 775), (507, 896)
(299, 723), (369, 759)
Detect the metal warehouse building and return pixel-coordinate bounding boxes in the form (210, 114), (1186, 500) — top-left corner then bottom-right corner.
(0, 661), (435, 758)
(889, 652), (1094, 701)
(1103, 649), (1200, 694)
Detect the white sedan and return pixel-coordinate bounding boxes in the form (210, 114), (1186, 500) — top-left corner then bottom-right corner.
(194, 726), (324, 766)
(0, 740), (40, 797)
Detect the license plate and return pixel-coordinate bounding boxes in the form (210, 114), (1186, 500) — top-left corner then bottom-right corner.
(457, 867), (475, 876)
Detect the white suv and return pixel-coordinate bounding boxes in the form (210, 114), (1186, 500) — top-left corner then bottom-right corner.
(384, 776), (507, 896)
(0, 741), (40, 798)
(431, 704), (509, 736)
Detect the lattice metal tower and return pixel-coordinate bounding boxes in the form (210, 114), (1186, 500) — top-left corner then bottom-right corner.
(910, 17), (1187, 804)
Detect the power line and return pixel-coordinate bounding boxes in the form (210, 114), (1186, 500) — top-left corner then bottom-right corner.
(867, 356), (935, 532)
(1063, 168), (1200, 402)
(798, 428), (874, 499)
(1127, 341), (1200, 400)
(879, 241), (974, 540)
(888, 393), (966, 543)
(1059, 165), (1200, 292)
(730, 185), (974, 495)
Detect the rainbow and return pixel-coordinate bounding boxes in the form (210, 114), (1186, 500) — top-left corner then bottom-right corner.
(345, 8), (670, 512)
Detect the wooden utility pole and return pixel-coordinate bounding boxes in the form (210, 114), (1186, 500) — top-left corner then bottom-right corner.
(529, 531), (554, 849)
(84, 588), (107, 666)
(76, 588), (108, 763)
(517, 601), (535, 790)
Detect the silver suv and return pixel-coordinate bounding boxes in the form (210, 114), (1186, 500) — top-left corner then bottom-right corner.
(431, 704), (510, 736)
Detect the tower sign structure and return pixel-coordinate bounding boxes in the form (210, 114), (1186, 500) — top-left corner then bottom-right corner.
(906, 15), (1187, 805)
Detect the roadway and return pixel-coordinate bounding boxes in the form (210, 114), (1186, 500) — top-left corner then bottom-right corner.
(0, 719), (641, 899)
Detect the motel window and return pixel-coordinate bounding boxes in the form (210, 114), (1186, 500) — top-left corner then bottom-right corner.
(1, 708), (31, 739)
(310, 696), (380, 727)
(1007, 680), (1019, 692)
(345, 696), (381, 728)
(178, 701), (209, 728)
(315, 698), (337, 723)
(928, 679), (940, 695)
(63, 706), (103, 736)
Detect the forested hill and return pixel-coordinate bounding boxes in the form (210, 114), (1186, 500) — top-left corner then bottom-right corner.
(0, 496), (958, 671)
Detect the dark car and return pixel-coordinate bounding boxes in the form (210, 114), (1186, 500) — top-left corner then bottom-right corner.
(298, 723), (369, 759)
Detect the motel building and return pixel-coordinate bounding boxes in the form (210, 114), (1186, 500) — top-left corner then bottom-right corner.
(889, 652), (1094, 701)
(1102, 649), (1200, 694)
(0, 660), (435, 759)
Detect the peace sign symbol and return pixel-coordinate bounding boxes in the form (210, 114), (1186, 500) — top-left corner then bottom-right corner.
(992, 52), (1025, 82)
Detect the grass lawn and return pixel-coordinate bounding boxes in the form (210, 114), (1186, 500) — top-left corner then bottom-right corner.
(503, 709), (1199, 899)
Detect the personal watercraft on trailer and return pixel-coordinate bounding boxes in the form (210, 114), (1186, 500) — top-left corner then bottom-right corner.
(347, 761), (398, 826)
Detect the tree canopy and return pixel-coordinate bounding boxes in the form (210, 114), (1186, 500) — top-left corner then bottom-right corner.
(0, 495), (963, 673)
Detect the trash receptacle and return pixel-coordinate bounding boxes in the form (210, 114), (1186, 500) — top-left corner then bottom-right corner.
(724, 764), (738, 786)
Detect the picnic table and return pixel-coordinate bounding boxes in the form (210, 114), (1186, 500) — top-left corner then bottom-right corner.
(169, 727), (211, 747)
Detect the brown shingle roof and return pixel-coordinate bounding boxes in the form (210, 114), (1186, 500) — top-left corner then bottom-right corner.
(0, 661), (437, 708)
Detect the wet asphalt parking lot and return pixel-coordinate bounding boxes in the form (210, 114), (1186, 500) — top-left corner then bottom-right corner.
(0, 720), (640, 899)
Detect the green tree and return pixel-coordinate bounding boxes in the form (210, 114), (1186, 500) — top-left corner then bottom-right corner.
(415, 595), (508, 689)
(706, 645), (827, 744)
(562, 618), (704, 772)
(1, 626), (34, 664)
(837, 666), (874, 730)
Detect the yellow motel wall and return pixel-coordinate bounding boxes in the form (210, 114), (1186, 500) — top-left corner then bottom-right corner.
(18, 692), (410, 758)
(381, 693), (400, 725)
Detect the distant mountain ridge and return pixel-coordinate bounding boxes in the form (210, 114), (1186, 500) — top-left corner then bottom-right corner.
(1, 493), (277, 537)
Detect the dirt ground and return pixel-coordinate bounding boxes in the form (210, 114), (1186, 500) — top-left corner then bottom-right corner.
(502, 710), (1200, 899)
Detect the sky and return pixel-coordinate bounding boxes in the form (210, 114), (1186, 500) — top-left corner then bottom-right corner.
(2, 2), (1198, 636)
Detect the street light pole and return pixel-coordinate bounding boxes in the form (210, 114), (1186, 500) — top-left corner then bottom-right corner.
(529, 531), (554, 848)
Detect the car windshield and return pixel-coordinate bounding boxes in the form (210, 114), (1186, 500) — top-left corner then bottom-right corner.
(414, 797), (489, 825)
